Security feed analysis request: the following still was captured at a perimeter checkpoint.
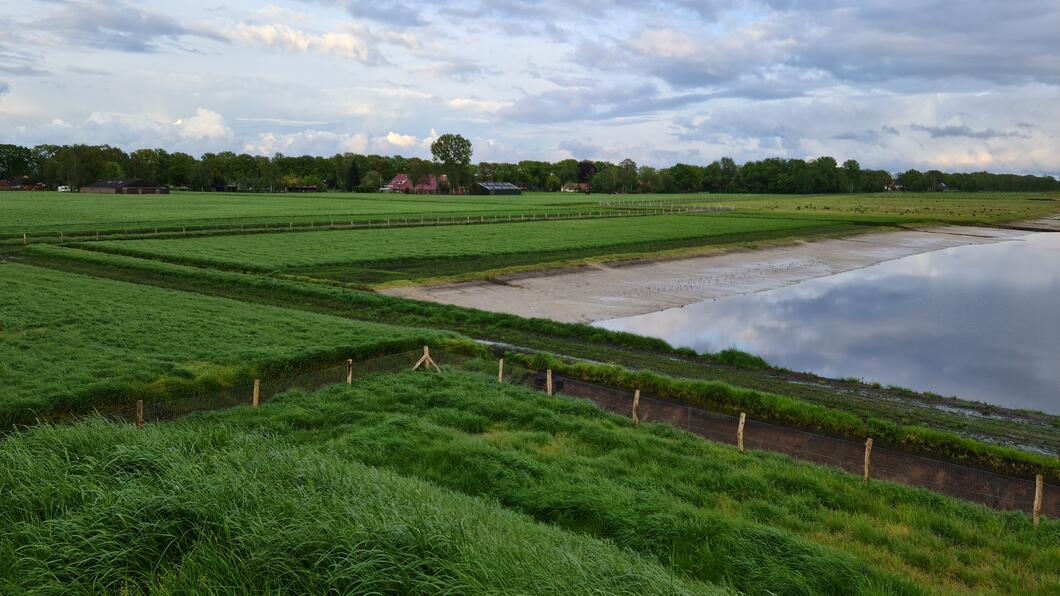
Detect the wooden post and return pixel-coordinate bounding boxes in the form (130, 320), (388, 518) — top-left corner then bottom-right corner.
(135, 400), (144, 430)
(346, 359), (354, 384)
(546, 369), (553, 396)
(863, 438), (873, 485)
(632, 389), (641, 428)
(497, 358), (504, 383)
(252, 379), (260, 407)
(1034, 474), (1044, 528)
(59, 231), (63, 243)
(737, 412), (746, 451)
(23, 232), (27, 244)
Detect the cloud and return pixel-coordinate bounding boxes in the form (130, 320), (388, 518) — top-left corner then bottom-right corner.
(910, 124), (1027, 140)
(244, 130), (369, 155)
(229, 23), (384, 63)
(0, 80), (8, 95)
(30, 1), (226, 53)
(383, 131), (419, 147)
(174, 108), (233, 141)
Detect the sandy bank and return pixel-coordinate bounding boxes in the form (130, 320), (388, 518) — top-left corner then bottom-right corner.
(382, 223), (1052, 324)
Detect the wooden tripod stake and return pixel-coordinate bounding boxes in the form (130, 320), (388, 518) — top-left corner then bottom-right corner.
(738, 412), (746, 451)
(632, 389), (641, 428)
(546, 369), (553, 396)
(498, 358), (504, 383)
(252, 379), (260, 407)
(412, 345), (441, 372)
(135, 400), (144, 430)
(346, 359), (354, 384)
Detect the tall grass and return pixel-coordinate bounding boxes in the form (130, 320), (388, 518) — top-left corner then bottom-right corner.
(197, 370), (1059, 594)
(0, 420), (715, 594)
(0, 263), (457, 426)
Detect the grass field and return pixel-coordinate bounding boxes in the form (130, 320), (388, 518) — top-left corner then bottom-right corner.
(4, 370), (1055, 593)
(4, 190), (1056, 239)
(0, 263), (451, 425)
(86, 212), (861, 283)
(21, 244), (1060, 479)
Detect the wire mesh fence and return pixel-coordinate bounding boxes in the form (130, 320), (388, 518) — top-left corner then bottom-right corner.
(15, 346), (1053, 519)
(499, 367), (1056, 518)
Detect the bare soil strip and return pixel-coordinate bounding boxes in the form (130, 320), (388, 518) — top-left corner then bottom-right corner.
(384, 225), (1039, 323)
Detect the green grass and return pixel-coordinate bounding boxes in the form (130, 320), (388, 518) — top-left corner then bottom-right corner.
(0, 417), (718, 594)
(4, 369), (1055, 593)
(0, 190), (658, 237)
(22, 244), (1060, 479)
(86, 212), (864, 283)
(0, 263), (454, 426)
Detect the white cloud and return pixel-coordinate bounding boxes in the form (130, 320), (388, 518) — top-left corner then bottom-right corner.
(229, 23), (382, 63)
(174, 108), (233, 141)
(448, 98), (509, 112)
(383, 131), (419, 147)
(243, 130), (369, 155)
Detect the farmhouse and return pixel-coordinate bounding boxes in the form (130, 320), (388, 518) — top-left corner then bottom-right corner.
(470, 181), (522, 195)
(561, 182), (590, 193)
(385, 173), (448, 194)
(81, 179), (170, 194)
(0, 176), (45, 191)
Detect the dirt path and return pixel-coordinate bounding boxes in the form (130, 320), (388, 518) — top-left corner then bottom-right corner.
(384, 224), (1039, 323)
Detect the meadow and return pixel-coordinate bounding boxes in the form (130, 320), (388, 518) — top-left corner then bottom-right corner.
(86, 212), (859, 283)
(3, 190), (1056, 240)
(21, 244), (1060, 479)
(0, 263), (451, 426)
(3, 370), (1056, 594)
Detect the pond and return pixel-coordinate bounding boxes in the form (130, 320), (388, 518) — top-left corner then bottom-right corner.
(597, 232), (1060, 414)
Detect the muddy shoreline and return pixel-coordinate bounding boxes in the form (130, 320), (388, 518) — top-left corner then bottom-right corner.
(384, 223), (1053, 323)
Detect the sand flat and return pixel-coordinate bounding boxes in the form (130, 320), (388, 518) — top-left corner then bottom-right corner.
(382, 225), (1047, 324)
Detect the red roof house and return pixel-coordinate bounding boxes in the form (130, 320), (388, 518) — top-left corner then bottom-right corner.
(385, 173), (448, 194)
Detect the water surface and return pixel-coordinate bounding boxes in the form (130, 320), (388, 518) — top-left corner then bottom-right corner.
(597, 232), (1060, 413)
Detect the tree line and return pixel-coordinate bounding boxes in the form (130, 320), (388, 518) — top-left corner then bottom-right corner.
(1, 142), (1056, 194)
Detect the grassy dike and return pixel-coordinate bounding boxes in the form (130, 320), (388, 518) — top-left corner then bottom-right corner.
(18, 244), (1060, 483)
(6, 371), (1054, 593)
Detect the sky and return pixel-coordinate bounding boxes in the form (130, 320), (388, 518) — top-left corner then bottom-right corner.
(1, 0), (1058, 174)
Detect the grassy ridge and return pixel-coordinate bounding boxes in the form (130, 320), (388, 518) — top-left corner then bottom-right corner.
(0, 418), (718, 594)
(191, 371), (1058, 594)
(0, 263), (456, 426)
(86, 212), (846, 273)
(21, 244), (1060, 481)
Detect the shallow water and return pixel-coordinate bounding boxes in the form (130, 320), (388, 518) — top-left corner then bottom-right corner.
(597, 232), (1060, 413)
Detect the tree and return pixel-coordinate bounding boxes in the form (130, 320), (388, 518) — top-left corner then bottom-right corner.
(616, 158), (637, 192)
(0, 144), (34, 180)
(842, 159), (861, 192)
(545, 173), (561, 192)
(576, 160), (596, 183)
(430, 133), (472, 194)
(407, 158), (434, 191)
(360, 170), (382, 192)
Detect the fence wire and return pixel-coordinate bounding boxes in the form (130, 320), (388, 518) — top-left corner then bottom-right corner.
(499, 368), (1057, 518)
(22, 347), (1054, 518)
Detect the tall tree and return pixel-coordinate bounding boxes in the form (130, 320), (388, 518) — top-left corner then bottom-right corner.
(430, 133), (473, 193)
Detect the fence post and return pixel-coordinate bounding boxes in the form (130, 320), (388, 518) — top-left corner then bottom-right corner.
(498, 358), (504, 383)
(632, 389), (641, 428)
(23, 232), (27, 244)
(347, 359), (353, 385)
(1034, 474), (1044, 528)
(738, 412), (746, 451)
(252, 379), (260, 407)
(546, 369), (553, 396)
(863, 438), (873, 485)
(135, 400), (144, 430)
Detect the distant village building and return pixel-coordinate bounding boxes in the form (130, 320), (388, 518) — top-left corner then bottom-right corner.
(0, 176), (45, 191)
(385, 173), (448, 194)
(470, 181), (522, 196)
(561, 182), (590, 193)
(884, 182), (904, 192)
(81, 179), (170, 194)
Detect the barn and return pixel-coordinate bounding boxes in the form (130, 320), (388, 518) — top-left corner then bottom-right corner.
(470, 181), (522, 196)
(81, 179), (170, 194)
